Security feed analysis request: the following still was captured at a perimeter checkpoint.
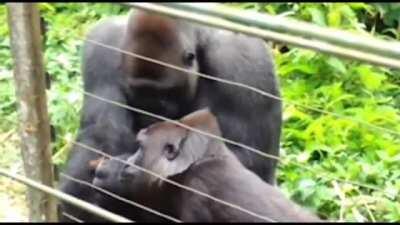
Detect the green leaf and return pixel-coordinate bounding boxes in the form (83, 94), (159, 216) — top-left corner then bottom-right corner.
(307, 7), (327, 26)
(327, 8), (342, 27)
(357, 66), (387, 91)
(278, 64), (318, 76)
(326, 57), (347, 74)
(38, 3), (56, 12)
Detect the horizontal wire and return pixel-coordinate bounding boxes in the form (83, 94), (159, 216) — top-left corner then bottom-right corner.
(62, 212), (84, 223)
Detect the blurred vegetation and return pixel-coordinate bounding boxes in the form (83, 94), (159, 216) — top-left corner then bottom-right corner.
(0, 2), (399, 222)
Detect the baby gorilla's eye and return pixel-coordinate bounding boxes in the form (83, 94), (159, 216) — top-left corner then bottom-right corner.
(164, 143), (179, 161)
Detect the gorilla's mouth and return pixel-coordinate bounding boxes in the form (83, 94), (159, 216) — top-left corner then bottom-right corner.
(128, 77), (163, 88)
(127, 76), (184, 91)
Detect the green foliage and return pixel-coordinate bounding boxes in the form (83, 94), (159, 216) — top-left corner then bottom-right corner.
(229, 2), (400, 222)
(376, 3), (400, 26)
(0, 5), (15, 131)
(0, 2), (399, 222)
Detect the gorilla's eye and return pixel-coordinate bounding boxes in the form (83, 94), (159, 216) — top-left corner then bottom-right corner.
(186, 52), (195, 61)
(183, 52), (196, 67)
(164, 143), (179, 161)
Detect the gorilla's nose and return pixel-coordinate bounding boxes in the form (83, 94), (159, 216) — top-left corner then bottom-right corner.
(120, 164), (137, 182)
(120, 151), (142, 182)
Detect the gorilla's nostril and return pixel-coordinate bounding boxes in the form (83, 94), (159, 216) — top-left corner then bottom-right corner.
(120, 165), (136, 182)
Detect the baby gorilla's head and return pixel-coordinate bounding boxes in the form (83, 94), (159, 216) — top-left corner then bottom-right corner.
(120, 108), (222, 187)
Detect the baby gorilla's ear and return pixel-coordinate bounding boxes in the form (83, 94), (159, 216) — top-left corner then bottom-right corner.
(163, 130), (209, 177)
(136, 127), (149, 144)
(160, 109), (220, 178)
(180, 108), (221, 136)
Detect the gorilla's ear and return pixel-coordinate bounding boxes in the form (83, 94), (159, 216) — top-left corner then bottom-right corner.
(162, 130), (208, 178)
(163, 108), (221, 178)
(180, 108), (221, 137)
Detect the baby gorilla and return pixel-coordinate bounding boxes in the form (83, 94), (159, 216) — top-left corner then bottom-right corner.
(119, 109), (323, 222)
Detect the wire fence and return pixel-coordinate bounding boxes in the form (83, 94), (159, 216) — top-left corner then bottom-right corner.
(55, 30), (399, 221)
(3, 3), (400, 223)
(5, 31), (399, 223)
(2, 34), (397, 223)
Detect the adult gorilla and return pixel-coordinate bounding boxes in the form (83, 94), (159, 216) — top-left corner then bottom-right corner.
(59, 9), (281, 222)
